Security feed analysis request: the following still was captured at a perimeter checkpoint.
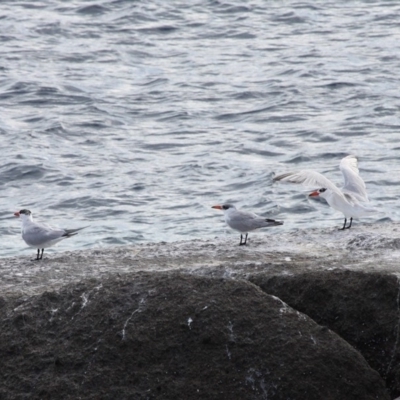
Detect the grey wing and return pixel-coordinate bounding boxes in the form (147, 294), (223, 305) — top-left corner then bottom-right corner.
(339, 155), (369, 202)
(23, 223), (65, 246)
(274, 169), (344, 197)
(231, 211), (280, 231)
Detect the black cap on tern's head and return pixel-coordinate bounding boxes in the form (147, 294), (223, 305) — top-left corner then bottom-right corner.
(14, 209), (32, 217)
(212, 204), (236, 211)
(19, 209), (32, 215)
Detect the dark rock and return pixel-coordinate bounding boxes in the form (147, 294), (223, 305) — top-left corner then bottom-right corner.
(249, 270), (399, 398)
(0, 272), (389, 400)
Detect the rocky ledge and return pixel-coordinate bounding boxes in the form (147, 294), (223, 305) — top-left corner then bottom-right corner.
(1, 222), (400, 399)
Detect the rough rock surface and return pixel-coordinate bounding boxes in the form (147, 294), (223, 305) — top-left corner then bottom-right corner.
(249, 270), (400, 399)
(3, 222), (400, 398)
(0, 272), (389, 400)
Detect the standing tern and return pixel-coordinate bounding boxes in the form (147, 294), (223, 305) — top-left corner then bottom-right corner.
(14, 209), (88, 260)
(212, 204), (283, 245)
(273, 155), (377, 230)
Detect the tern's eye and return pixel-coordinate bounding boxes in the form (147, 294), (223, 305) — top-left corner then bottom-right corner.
(223, 205), (229, 210)
(319, 188), (327, 193)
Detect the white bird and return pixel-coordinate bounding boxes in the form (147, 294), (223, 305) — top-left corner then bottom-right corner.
(14, 209), (88, 260)
(212, 204), (283, 245)
(273, 155), (377, 230)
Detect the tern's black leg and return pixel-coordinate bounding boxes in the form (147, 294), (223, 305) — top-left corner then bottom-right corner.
(339, 218), (353, 230)
(339, 218), (347, 231)
(32, 249), (41, 261)
(239, 233), (248, 246)
(33, 249), (44, 261)
(346, 218), (353, 229)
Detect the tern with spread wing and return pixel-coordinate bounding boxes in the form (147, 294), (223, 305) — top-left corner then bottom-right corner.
(14, 209), (88, 260)
(212, 204), (283, 245)
(273, 155), (376, 230)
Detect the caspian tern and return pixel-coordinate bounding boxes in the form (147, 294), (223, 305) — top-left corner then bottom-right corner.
(212, 204), (283, 245)
(273, 155), (377, 230)
(14, 209), (88, 260)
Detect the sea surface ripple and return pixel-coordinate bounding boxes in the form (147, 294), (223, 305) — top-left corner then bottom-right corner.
(1, 0), (400, 257)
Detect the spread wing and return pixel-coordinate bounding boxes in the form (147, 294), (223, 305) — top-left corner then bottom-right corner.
(339, 155), (369, 203)
(273, 169), (346, 200)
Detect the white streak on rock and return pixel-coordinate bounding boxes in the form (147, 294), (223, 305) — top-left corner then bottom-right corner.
(122, 298), (146, 341)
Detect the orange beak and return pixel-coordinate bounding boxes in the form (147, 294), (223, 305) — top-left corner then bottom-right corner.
(14, 211), (20, 217)
(211, 205), (223, 210)
(309, 191), (319, 197)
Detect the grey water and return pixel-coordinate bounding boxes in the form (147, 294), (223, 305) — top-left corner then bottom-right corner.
(1, 0), (400, 258)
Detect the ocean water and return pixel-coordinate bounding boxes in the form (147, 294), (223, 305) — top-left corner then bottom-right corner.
(1, 0), (400, 258)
